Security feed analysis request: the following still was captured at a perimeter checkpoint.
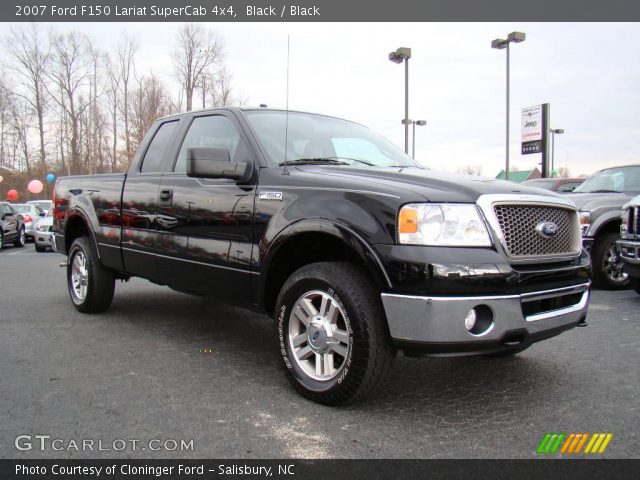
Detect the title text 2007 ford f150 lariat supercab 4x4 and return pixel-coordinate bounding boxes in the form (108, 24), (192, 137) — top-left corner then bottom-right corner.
(53, 107), (591, 405)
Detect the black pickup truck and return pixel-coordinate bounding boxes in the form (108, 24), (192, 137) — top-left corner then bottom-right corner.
(53, 107), (591, 405)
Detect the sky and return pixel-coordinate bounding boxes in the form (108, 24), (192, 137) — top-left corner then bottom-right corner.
(1, 22), (638, 178)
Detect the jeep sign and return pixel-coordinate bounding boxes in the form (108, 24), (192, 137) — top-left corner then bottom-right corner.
(521, 105), (543, 155)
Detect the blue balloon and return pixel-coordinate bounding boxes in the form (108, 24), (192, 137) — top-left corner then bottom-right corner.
(46, 173), (55, 183)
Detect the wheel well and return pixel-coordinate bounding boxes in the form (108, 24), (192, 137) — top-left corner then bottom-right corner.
(65, 215), (91, 253)
(262, 232), (381, 314)
(595, 219), (620, 237)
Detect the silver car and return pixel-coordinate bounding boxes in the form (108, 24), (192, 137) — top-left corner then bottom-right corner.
(27, 199), (53, 214)
(34, 208), (54, 252)
(12, 203), (45, 240)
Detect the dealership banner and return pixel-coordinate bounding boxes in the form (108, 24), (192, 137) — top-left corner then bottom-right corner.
(521, 104), (543, 155)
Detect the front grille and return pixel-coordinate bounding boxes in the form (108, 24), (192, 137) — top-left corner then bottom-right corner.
(493, 204), (579, 258)
(629, 207), (640, 236)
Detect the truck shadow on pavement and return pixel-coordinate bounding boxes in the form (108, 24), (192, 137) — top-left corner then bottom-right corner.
(104, 285), (575, 422)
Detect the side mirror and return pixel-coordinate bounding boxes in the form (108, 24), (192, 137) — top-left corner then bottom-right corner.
(186, 147), (254, 183)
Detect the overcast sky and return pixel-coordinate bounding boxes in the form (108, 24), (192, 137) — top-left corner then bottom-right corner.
(1, 22), (638, 177)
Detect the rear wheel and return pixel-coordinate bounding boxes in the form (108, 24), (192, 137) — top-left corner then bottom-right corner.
(13, 227), (25, 248)
(592, 232), (629, 289)
(275, 262), (395, 406)
(67, 236), (115, 313)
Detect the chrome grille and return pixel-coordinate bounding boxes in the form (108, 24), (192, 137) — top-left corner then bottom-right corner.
(493, 204), (579, 258)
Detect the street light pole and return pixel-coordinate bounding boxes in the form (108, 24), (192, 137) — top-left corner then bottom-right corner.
(405, 57), (409, 154)
(389, 47), (412, 155)
(402, 119), (427, 159)
(506, 41), (510, 182)
(491, 32), (526, 181)
(550, 128), (565, 175)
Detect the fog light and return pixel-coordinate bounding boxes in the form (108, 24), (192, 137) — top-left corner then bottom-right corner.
(464, 309), (477, 332)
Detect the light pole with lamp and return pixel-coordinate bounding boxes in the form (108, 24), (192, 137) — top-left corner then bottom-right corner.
(402, 119), (427, 159)
(550, 128), (564, 176)
(491, 32), (526, 181)
(389, 47), (412, 154)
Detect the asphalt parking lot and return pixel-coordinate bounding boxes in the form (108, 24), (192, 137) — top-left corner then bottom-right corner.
(1, 242), (638, 459)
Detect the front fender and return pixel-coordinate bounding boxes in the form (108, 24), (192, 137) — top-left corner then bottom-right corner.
(260, 218), (393, 289)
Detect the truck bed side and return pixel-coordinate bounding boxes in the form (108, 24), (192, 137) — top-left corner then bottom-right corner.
(53, 173), (127, 272)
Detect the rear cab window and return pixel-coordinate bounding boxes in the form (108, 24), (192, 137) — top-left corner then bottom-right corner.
(140, 120), (179, 173)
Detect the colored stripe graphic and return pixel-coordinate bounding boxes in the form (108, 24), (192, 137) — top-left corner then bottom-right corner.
(585, 433), (613, 454)
(540, 433), (613, 454)
(537, 433), (565, 453)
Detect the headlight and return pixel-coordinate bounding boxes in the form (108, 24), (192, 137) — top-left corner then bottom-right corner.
(398, 203), (492, 247)
(578, 211), (591, 235)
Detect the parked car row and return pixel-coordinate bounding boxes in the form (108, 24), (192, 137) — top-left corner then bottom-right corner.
(0, 200), (53, 250)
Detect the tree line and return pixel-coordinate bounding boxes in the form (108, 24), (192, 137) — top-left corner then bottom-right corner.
(0, 23), (243, 190)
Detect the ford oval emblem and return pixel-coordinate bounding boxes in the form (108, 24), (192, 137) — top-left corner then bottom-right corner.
(536, 221), (558, 238)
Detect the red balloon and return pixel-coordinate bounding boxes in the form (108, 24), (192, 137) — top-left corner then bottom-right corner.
(7, 189), (18, 201)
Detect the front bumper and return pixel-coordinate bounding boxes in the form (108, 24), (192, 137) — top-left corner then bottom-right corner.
(617, 239), (640, 277)
(35, 231), (53, 248)
(381, 282), (590, 356)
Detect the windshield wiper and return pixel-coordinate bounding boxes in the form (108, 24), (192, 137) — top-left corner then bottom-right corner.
(321, 156), (376, 166)
(279, 158), (350, 166)
(584, 189), (623, 193)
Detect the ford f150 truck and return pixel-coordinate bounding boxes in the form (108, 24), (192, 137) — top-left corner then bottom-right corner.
(53, 107), (591, 405)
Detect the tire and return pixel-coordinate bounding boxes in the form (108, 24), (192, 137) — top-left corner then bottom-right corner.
(13, 227), (25, 248)
(67, 236), (115, 313)
(484, 346), (529, 358)
(592, 232), (629, 289)
(0, 232), (3, 249)
(275, 262), (395, 406)
(35, 244), (46, 252)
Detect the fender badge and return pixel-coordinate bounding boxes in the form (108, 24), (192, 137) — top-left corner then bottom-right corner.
(258, 191), (283, 201)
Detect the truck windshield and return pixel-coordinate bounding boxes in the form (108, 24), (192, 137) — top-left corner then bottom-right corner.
(573, 165), (640, 194)
(245, 110), (417, 168)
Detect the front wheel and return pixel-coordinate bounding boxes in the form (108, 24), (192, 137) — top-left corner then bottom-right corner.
(275, 262), (395, 406)
(13, 227), (25, 248)
(592, 232), (629, 289)
(67, 236), (115, 313)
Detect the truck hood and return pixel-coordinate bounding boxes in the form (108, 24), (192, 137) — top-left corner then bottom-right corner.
(296, 166), (565, 203)
(561, 192), (634, 211)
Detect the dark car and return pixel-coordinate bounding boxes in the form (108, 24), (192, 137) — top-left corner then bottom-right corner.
(522, 178), (584, 193)
(0, 202), (26, 249)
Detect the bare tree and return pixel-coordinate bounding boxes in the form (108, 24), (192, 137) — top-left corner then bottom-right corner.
(117, 33), (138, 163)
(5, 25), (50, 182)
(557, 166), (571, 178)
(172, 24), (222, 111)
(0, 74), (13, 169)
(46, 30), (91, 175)
(104, 53), (121, 172)
(457, 164), (483, 176)
(207, 66), (247, 107)
(130, 73), (172, 156)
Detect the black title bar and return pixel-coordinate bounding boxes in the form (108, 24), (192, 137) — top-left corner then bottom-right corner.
(5, 0), (640, 22)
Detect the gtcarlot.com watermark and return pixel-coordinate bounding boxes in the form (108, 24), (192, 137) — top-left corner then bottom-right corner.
(15, 434), (194, 452)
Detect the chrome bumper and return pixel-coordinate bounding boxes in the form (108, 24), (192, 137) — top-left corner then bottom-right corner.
(617, 239), (640, 265)
(381, 283), (590, 347)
